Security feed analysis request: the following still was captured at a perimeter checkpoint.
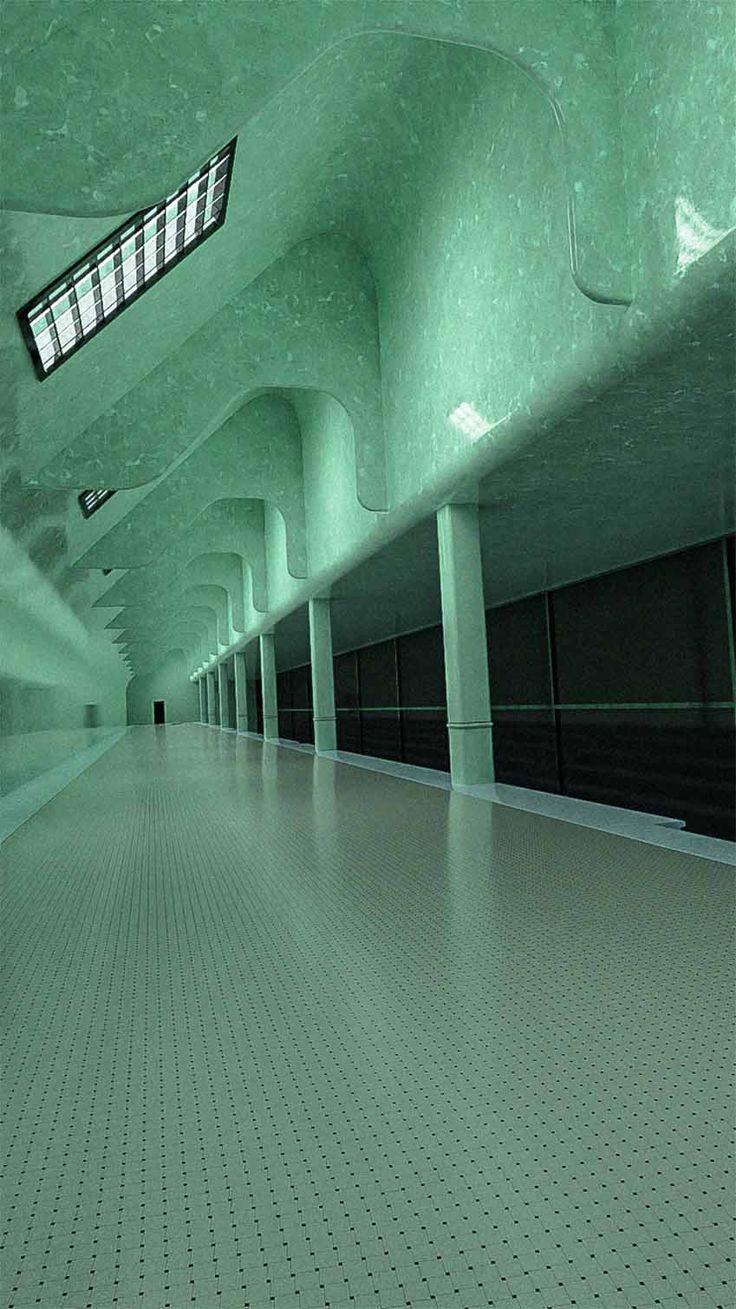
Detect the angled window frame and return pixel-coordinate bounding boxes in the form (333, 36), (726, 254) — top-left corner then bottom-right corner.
(78, 489), (117, 518)
(17, 137), (237, 382)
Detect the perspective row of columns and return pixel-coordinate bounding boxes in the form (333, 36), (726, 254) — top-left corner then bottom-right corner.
(197, 503), (494, 788)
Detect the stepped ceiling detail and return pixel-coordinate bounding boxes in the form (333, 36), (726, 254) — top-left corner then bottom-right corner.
(2, 0), (733, 685)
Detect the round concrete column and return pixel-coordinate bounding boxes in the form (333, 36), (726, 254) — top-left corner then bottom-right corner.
(437, 502), (494, 787)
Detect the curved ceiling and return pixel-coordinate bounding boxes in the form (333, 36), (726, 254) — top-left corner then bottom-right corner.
(2, 0), (733, 687)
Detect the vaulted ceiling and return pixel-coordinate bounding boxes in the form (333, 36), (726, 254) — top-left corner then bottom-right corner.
(2, 0), (734, 688)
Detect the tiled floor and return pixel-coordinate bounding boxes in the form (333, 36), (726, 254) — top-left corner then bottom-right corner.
(1, 724), (733, 1309)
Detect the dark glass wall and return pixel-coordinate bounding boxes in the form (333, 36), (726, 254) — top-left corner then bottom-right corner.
(332, 626), (449, 771)
(550, 541), (734, 839)
(291, 664), (313, 745)
(485, 593), (558, 793)
(397, 624), (449, 771)
(334, 651), (361, 752)
(253, 677), (263, 735)
(324, 535), (734, 840)
(358, 639), (402, 760)
(276, 666), (291, 739)
(277, 665), (313, 745)
(226, 668), (237, 729)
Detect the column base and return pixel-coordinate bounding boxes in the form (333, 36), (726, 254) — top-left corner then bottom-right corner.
(448, 722), (495, 788)
(313, 716), (337, 754)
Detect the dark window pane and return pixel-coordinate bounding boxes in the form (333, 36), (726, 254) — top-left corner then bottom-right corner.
(486, 593), (551, 707)
(492, 711), (559, 793)
(397, 625), (446, 707)
(291, 712), (314, 745)
(358, 639), (398, 708)
(553, 541), (731, 705)
(291, 664), (312, 711)
(560, 709), (735, 840)
(277, 668), (292, 738)
(276, 669), (292, 709)
(400, 711), (449, 771)
(336, 711), (362, 753)
(334, 651), (359, 708)
(226, 674), (237, 729)
(359, 712), (402, 761)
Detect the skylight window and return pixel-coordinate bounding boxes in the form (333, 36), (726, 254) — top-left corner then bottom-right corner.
(79, 489), (116, 518)
(18, 138), (237, 380)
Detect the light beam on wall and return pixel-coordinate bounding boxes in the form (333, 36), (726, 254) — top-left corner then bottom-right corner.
(675, 196), (733, 278)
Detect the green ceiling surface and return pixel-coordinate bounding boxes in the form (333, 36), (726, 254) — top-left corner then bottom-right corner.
(1, 0), (734, 689)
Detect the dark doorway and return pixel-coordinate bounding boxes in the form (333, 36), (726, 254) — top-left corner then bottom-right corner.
(153, 700), (166, 725)
(227, 674), (237, 731)
(83, 703), (99, 729)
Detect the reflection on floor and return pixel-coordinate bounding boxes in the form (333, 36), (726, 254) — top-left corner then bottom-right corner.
(1, 725), (733, 1309)
(234, 733), (736, 865)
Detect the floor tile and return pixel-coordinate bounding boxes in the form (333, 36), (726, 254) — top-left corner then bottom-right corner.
(1, 725), (733, 1309)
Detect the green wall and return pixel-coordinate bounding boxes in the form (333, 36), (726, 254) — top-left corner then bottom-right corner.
(615, 0), (735, 295)
(0, 526), (127, 795)
(126, 653), (200, 727)
(2, 0), (733, 822)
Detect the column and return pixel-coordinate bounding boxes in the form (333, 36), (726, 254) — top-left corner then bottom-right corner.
(198, 677), (207, 724)
(234, 650), (249, 733)
(207, 671), (218, 726)
(308, 596), (337, 754)
(437, 502), (494, 787)
(259, 632), (279, 741)
(218, 662), (230, 729)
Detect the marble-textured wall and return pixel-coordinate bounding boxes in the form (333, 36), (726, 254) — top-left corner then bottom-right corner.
(615, 0), (735, 295)
(2, 0), (733, 696)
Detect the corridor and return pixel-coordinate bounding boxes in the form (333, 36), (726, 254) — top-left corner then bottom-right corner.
(1, 726), (732, 1309)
